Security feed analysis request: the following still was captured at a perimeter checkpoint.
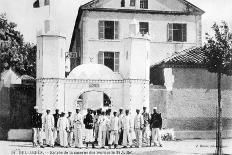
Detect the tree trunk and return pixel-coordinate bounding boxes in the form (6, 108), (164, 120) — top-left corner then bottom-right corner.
(216, 72), (222, 155)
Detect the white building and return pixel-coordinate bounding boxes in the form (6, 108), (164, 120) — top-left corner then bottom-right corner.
(36, 0), (204, 113)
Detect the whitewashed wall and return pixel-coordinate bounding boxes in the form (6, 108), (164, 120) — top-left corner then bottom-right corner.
(80, 11), (201, 66)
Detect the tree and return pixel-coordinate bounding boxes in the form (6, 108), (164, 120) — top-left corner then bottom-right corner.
(0, 13), (36, 78)
(202, 22), (232, 155)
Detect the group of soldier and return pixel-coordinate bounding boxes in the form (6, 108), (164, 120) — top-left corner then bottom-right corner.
(32, 105), (163, 149)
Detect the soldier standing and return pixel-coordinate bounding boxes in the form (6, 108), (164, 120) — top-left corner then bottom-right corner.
(122, 109), (132, 148)
(67, 111), (74, 147)
(98, 110), (108, 148)
(84, 109), (95, 148)
(109, 110), (119, 149)
(134, 109), (144, 148)
(94, 109), (101, 143)
(105, 109), (112, 146)
(43, 109), (55, 147)
(150, 107), (163, 147)
(57, 112), (69, 148)
(53, 109), (60, 145)
(73, 107), (84, 148)
(142, 106), (150, 145)
(31, 106), (44, 148)
(118, 108), (124, 145)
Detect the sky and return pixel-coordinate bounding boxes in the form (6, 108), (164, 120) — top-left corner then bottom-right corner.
(0, 0), (232, 51)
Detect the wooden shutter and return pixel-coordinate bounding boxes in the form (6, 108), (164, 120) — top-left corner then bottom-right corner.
(114, 21), (119, 39)
(114, 52), (120, 72)
(167, 23), (173, 41)
(182, 24), (187, 42)
(98, 51), (104, 64)
(99, 21), (104, 39)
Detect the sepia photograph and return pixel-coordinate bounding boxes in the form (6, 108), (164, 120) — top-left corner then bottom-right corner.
(0, 0), (232, 154)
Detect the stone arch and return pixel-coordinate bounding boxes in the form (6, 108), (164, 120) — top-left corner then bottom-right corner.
(64, 83), (120, 112)
(73, 88), (114, 108)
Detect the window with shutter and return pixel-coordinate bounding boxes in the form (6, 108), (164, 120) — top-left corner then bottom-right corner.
(114, 21), (119, 39)
(99, 21), (104, 39)
(114, 52), (120, 72)
(98, 51), (104, 64)
(182, 24), (187, 42)
(98, 21), (119, 40)
(168, 23), (173, 41)
(98, 51), (120, 72)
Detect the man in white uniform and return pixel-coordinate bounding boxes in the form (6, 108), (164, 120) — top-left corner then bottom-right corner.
(67, 111), (74, 147)
(122, 109), (132, 148)
(109, 111), (119, 149)
(98, 110), (108, 148)
(43, 109), (55, 147)
(134, 109), (144, 148)
(73, 107), (84, 148)
(57, 112), (69, 147)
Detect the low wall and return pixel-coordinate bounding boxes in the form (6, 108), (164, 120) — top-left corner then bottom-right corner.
(149, 86), (232, 139)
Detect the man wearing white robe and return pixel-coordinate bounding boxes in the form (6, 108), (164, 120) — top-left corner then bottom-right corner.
(57, 112), (69, 147)
(122, 109), (132, 148)
(43, 109), (55, 147)
(73, 107), (84, 148)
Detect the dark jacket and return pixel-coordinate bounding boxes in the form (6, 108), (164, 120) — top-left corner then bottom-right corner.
(84, 113), (94, 129)
(150, 113), (162, 129)
(53, 113), (60, 128)
(32, 112), (42, 128)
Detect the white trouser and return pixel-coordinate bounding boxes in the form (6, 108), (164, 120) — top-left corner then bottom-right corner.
(151, 128), (162, 145)
(135, 129), (142, 147)
(67, 131), (74, 145)
(45, 128), (54, 146)
(32, 128), (42, 145)
(109, 130), (118, 145)
(122, 129), (132, 146)
(53, 128), (59, 143)
(59, 130), (68, 147)
(98, 130), (106, 147)
(142, 126), (150, 143)
(74, 128), (83, 147)
(85, 129), (94, 142)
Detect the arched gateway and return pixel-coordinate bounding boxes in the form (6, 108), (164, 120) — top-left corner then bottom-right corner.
(64, 64), (123, 112)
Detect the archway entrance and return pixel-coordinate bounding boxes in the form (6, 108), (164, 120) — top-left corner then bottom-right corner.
(76, 90), (112, 111)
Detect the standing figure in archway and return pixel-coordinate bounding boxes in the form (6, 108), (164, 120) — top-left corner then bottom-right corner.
(105, 109), (112, 146)
(73, 107), (84, 148)
(84, 109), (95, 148)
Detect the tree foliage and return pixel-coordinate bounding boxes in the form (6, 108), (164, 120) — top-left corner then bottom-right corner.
(203, 21), (232, 75)
(0, 13), (36, 78)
